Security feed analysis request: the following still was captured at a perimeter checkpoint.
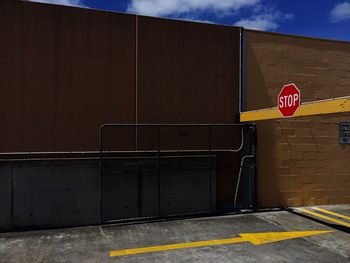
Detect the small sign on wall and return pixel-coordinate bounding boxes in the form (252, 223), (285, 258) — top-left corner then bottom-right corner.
(339, 122), (350, 144)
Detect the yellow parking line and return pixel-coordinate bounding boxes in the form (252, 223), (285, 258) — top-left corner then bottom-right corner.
(109, 230), (333, 257)
(312, 207), (350, 221)
(297, 208), (350, 228)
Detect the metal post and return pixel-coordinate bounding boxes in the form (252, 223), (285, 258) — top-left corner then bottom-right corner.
(251, 124), (258, 210)
(208, 125), (213, 209)
(99, 125), (103, 225)
(241, 28), (247, 113)
(157, 126), (161, 217)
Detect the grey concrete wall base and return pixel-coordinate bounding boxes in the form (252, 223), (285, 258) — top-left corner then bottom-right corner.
(0, 158), (100, 232)
(0, 164), (12, 231)
(0, 156), (218, 232)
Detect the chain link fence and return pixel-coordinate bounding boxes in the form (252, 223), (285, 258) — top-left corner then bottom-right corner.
(100, 124), (256, 224)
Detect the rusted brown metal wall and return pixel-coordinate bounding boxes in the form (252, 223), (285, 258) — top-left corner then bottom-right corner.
(136, 17), (241, 205)
(245, 30), (350, 207)
(0, 1), (240, 153)
(0, 0), (136, 152)
(137, 16), (240, 124)
(1, 1), (242, 207)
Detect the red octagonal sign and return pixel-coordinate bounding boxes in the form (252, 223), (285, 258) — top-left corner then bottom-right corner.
(278, 83), (301, 117)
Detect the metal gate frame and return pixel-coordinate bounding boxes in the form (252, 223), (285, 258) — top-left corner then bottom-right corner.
(99, 124), (257, 224)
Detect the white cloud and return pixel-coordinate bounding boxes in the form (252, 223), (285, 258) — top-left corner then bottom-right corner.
(235, 10), (293, 31)
(330, 2), (350, 22)
(127, 0), (260, 17)
(236, 14), (277, 30)
(29, 0), (85, 7)
(127, 0), (292, 32)
(180, 17), (214, 24)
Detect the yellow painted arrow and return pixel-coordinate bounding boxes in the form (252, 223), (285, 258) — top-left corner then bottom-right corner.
(109, 230), (333, 257)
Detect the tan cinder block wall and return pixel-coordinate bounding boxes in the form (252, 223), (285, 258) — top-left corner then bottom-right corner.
(246, 30), (350, 207)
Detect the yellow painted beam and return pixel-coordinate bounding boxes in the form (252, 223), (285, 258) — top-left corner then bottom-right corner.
(109, 230), (333, 257)
(240, 96), (350, 122)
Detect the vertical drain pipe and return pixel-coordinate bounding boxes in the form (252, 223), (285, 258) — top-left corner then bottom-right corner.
(134, 15), (138, 153)
(234, 27), (243, 211)
(234, 27), (246, 210)
(239, 27), (243, 115)
(240, 27), (247, 114)
(236, 29), (258, 210)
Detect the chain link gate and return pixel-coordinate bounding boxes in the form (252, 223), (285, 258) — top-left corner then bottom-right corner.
(99, 124), (257, 224)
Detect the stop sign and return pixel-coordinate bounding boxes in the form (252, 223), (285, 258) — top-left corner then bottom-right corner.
(278, 83), (301, 117)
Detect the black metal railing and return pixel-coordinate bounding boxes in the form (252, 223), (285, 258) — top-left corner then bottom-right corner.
(100, 124), (256, 224)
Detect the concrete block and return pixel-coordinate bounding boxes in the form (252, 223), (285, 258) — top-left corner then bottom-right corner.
(288, 198), (302, 207)
(0, 164), (12, 231)
(281, 128), (296, 137)
(315, 197), (329, 205)
(140, 165), (161, 218)
(274, 168), (290, 175)
(12, 159), (99, 229)
(288, 137), (315, 144)
(339, 78), (350, 86)
(101, 160), (140, 222)
(302, 197), (316, 206)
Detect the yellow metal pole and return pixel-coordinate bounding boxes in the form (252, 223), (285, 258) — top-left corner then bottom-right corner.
(240, 96), (350, 122)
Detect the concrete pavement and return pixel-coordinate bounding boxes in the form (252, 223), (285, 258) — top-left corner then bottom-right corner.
(0, 205), (349, 262)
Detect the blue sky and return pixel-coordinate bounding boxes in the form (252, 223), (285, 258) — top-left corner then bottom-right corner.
(32, 0), (350, 41)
